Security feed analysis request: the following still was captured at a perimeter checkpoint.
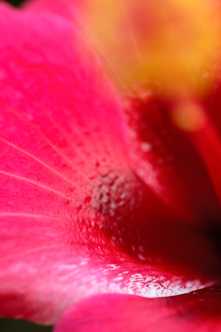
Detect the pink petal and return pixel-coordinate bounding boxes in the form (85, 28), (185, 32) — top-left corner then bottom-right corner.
(54, 284), (221, 332)
(0, 2), (136, 324)
(0, 2), (219, 326)
(23, 0), (82, 20)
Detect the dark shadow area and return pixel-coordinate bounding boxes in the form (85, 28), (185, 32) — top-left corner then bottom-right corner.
(0, 318), (53, 332)
(4, 0), (25, 7)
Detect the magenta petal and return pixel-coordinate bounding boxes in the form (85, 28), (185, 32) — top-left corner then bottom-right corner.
(23, 0), (82, 19)
(0, 2), (129, 324)
(0, 3), (202, 325)
(54, 285), (221, 332)
(0, 2), (220, 326)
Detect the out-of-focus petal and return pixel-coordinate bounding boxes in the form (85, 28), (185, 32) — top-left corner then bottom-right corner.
(53, 285), (221, 332)
(125, 93), (221, 223)
(205, 76), (221, 134)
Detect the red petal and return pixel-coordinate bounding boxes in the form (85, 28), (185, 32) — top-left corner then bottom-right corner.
(204, 61), (221, 134)
(125, 94), (221, 223)
(54, 284), (221, 332)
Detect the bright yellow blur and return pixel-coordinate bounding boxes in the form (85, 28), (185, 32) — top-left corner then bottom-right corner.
(172, 101), (206, 131)
(87, 0), (221, 98)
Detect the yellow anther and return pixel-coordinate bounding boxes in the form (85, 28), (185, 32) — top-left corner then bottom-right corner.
(87, 0), (221, 98)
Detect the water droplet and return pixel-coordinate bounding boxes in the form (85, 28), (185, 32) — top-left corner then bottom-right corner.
(132, 245), (136, 252)
(138, 254), (146, 261)
(111, 236), (116, 243)
(119, 237), (123, 243)
(101, 194), (110, 204)
(141, 142), (152, 152)
(138, 245), (145, 253)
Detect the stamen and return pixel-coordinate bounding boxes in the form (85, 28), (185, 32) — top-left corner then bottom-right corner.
(173, 101), (221, 205)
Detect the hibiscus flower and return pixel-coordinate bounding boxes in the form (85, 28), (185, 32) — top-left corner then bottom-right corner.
(0, 0), (221, 331)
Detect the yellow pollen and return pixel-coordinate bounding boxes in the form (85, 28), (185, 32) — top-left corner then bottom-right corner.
(87, 0), (221, 98)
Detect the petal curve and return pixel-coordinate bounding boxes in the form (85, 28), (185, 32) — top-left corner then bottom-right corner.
(54, 285), (221, 332)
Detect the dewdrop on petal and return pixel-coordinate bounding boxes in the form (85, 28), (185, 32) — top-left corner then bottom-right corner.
(88, 0), (221, 99)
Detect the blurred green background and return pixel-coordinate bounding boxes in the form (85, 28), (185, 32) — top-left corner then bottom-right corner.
(0, 0), (55, 331)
